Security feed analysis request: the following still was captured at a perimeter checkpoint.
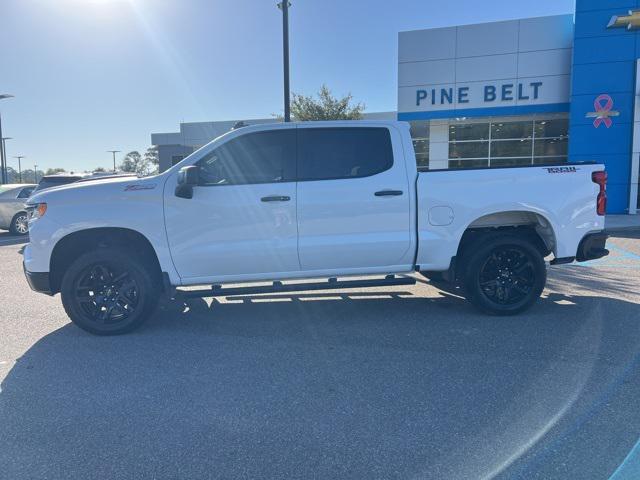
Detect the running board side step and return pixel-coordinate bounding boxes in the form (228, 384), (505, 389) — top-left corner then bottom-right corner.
(178, 275), (416, 299)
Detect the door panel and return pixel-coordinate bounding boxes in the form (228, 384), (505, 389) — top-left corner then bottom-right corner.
(296, 126), (413, 271)
(165, 182), (299, 279)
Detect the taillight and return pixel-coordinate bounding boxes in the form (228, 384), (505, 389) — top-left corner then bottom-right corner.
(592, 171), (607, 216)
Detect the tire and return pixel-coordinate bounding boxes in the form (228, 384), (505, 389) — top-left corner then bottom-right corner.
(60, 248), (160, 335)
(462, 233), (546, 315)
(9, 212), (29, 236)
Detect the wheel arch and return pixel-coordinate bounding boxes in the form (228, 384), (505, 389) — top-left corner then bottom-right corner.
(461, 210), (556, 254)
(49, 227), (163, 294)
(448, 210), (556, 281)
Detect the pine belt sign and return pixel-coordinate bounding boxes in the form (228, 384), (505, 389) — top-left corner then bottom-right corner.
(397, 17), (573, 119)
(415, 81), (543, 107)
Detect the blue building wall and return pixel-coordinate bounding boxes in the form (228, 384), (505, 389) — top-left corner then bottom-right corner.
(569, 0), (639, 213)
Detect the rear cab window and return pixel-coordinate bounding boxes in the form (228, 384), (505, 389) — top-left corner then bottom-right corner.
(297, 127), (394, 181)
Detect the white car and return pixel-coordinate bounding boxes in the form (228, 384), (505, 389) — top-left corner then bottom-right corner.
(23, 121), (608, 335)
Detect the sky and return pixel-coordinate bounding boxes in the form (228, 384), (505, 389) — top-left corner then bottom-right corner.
(0, 0), (576, 172)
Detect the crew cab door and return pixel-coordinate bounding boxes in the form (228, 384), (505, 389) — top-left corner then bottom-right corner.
(164, 127), (300, 282)
(296, 125), (414, 272)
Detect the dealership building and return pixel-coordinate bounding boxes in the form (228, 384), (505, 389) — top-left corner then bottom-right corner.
(152, 0), (640, 214)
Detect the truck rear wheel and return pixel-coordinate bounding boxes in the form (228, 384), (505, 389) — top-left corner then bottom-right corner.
(60, 248), (160, 335)
(462, 233), (546, 315)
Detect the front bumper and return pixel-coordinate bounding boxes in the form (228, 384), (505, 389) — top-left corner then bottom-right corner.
(576, 232), (609, 262)
(23, 262), (53, 295)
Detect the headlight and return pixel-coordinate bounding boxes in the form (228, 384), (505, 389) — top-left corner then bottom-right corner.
(26, 203), (47, 220)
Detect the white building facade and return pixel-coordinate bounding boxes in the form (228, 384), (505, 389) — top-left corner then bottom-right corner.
(398, 15), (572, 171)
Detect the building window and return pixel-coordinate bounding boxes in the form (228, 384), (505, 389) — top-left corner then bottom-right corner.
(450, 123), (489, 141)
(446, 117), (568, 169)
(410, 121), (429, 168)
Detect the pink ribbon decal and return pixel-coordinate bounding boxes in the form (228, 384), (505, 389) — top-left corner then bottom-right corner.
(593, 94), (614, 128)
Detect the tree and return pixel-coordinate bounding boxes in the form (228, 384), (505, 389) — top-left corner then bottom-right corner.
(93, 167), (106, 173)
(144, 146), (159, 174)
(45, 167), (66, 176)
(144, 146), (158, 166)
(290, 85), (365, 121)
(5, 166), (43, 183)
(119, 151), (152, 176)
(6, 166), (17, 183)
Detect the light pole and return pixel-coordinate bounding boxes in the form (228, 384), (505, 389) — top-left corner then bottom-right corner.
(2, 138), (12, 180)
(34, 164), (38, 183)
(0, 94), (14, 184)
(107, 150), (120, 172)
(277, 1), (291, 122)
(13, 156), (24, 183)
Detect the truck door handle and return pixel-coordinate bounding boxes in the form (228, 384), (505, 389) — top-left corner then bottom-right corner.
(261, 195), (291, 202)
(374, 190), (403, 197)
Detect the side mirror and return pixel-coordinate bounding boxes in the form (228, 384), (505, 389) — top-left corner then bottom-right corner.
(175, 166), (199, 199)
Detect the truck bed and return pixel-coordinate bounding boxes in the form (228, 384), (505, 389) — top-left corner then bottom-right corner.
(415, 162), (605, 271)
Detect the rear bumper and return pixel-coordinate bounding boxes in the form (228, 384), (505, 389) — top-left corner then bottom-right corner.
(23, 262), (53, 295)
(576, 232), (609, 262)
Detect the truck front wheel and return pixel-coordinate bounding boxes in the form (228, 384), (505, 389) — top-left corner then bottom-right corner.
(60, 248), (160, 335)
(462, 234), (546, 315)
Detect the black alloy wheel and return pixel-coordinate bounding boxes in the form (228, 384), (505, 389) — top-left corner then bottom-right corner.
(61, 248), (159, 335)
(75, 263), (140, 326)
(477, 247), (536, 306)
(463, 233), (546, 315)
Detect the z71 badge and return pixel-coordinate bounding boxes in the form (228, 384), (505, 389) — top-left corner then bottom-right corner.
(124, 183), (157, 191)
(545, 167), (578, 174)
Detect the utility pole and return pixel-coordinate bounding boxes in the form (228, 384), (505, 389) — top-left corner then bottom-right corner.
(34, 164), (38, 183)
(2, 137), (12, 182)
(0, 94), (14, 184)
(277, 1), (292, 122)
(107, 150), (120, 172)
(13, 155), (24, 183)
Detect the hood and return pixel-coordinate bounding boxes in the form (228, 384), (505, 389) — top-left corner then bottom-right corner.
(28, 174), (163, 205)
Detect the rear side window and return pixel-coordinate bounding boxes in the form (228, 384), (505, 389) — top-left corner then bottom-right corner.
(197, 129), (296, 185)
(298, 127), (393, 181)
(17, 187), (35, 199)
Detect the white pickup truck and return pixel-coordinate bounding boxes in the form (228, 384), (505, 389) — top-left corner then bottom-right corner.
(23, 121), (609, 335)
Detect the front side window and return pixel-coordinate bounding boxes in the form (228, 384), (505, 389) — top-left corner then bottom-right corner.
(197, 129), (295, 186)
(298, 127), (393, 181)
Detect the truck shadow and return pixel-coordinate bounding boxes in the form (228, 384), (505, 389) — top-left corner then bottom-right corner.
(1, 283), (640, 479)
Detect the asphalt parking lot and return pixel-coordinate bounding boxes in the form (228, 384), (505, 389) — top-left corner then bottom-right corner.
(1, 231), (639, 479)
